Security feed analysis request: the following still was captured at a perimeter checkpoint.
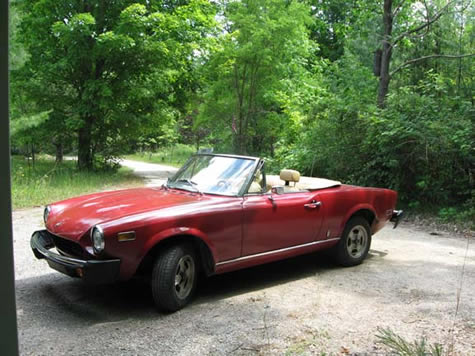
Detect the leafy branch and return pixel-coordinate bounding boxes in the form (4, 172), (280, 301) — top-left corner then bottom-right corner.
(392, 0), (457, 46)
(391, 53), (475, 76)
(392, 0), (407, 17)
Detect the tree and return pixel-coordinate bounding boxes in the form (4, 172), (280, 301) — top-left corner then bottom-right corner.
(8, 0), (27, 71)
(198, 0), (316, 155)
(376, 0), (474, 107)
(14, 0), (216, 169)
(305, 0), (368, 61)
(10, 110), (51, 167)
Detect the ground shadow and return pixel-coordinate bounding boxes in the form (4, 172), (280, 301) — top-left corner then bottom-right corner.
(16, 249), (387, 325)
(197, 250), (337, 302)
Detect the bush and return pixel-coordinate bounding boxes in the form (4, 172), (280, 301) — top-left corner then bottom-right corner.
(363, 77), (473, 206)
(274, 70), (474, 218)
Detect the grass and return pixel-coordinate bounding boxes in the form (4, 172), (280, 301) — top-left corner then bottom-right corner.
(126, 143), (196, 168)
(11, 155), (144, 209)
(376, 327), (444, 356)
(284, 329), (330, 355)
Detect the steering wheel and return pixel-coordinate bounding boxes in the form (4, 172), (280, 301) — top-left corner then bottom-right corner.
(216, 180), (229, 189)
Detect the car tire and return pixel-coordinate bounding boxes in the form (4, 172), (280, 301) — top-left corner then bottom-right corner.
(334, 217), (372, 267)
(151, 244), (198, 312)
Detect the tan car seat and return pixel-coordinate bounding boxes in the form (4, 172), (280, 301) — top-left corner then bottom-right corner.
(280, 169), (300, 193)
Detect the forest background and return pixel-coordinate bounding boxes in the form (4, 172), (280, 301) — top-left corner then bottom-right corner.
(9, 0), (474, 223)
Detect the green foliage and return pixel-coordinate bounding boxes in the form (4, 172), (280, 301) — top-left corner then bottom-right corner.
(438, 207), (459, 222)
(271, 0), (474, 218)
(8, 0), (474, 220)
(272, 50), (378, 179)
(376, 327), (444, 356)
(275, 60), (474, 211)
(11, 156), (142, 209)
(305, 0), (380, 62)
(366, 75), (474, 205)
(438, 193), (475, 228)
(197, 0), (317, 155)
(10, 110), (51, 137)
(11, 0), (217, 169)
(8, 0), (27, 70)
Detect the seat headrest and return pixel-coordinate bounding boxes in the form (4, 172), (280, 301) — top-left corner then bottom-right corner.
(280, 169), (300, 182)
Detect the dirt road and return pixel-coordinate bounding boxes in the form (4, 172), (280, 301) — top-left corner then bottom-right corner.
(120, 159), (178, 186)
(13, 160), (475, 355)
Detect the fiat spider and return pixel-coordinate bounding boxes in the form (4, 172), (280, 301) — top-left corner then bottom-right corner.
(31, 153), (403, 311)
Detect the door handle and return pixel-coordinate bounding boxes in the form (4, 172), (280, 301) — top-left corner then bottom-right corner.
(268, 195), (277, 208)
(304, 201), (321, 209)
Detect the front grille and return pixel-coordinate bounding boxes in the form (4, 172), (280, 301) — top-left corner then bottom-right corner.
(49, 232), (86, 258)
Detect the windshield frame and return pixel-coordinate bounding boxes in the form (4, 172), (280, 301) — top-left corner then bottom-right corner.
(167, 153), (261, 197)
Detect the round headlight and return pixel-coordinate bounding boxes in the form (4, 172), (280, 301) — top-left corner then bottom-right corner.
(43, 206), (51, 224)
(91, 225), (105, 254)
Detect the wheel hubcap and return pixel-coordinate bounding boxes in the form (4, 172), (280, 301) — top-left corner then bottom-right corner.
(346, 225), (368, 259)
(174, 255), (195, 300)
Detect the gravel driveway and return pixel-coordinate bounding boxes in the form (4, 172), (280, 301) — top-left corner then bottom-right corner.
(13, 161), (475, 355)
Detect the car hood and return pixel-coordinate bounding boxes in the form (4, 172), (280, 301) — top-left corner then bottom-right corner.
(46, 187), (204, 240)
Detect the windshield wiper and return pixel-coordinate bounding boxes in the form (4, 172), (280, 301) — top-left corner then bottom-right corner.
(173, 179), (203, 195)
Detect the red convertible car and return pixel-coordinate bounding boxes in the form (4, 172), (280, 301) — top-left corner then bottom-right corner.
(31, 153), (402, 311)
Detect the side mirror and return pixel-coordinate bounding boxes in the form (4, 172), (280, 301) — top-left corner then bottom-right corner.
(162, 177), (170, 190)
(268, 186), (283, 207)
(271, 186), (284, 195)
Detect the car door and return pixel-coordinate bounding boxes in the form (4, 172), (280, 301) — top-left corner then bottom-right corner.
(241, 190), (324, 256)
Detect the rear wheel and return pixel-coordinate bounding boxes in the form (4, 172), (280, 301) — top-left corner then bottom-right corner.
(334, 217), (372, 267)
(151, 244), (198, 312)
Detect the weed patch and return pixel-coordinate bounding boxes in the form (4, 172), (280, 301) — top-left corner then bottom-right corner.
(376, 327), (443, 356)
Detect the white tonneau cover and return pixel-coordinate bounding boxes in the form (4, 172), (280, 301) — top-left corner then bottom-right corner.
(266, 175), (341, 191)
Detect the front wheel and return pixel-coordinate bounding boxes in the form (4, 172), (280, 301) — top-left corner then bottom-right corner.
(334, 217), (372, 267)
(151, 244), (198, 312)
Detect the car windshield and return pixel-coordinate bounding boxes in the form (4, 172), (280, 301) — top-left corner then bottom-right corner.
(167, 155), (257, 196)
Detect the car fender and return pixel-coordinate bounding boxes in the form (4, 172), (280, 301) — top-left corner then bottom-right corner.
(339, 203), (378, 235)
(138, 226), (218, 265)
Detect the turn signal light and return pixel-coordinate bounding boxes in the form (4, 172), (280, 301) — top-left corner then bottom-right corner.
(118, 231), (136, 242)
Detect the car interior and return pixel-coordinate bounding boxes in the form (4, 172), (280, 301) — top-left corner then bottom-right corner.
(247, 167), (342, 194)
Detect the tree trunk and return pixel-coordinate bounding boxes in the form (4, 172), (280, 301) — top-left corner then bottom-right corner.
(233, 63), (248, 155)
(31, 142), (35, 169)
(77, 116), (93, 170)
(373, 49), (382, 76)
(377, 0), (393, 108)
(55, 142), (63, 163)
(457, 0), (464, 91)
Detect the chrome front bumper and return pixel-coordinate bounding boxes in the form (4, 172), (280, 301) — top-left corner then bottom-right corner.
(31, 230), (120, 284)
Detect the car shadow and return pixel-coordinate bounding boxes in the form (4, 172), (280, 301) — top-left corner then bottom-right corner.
(16, 250), (385, 325)
(196, 251), (337, 303)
